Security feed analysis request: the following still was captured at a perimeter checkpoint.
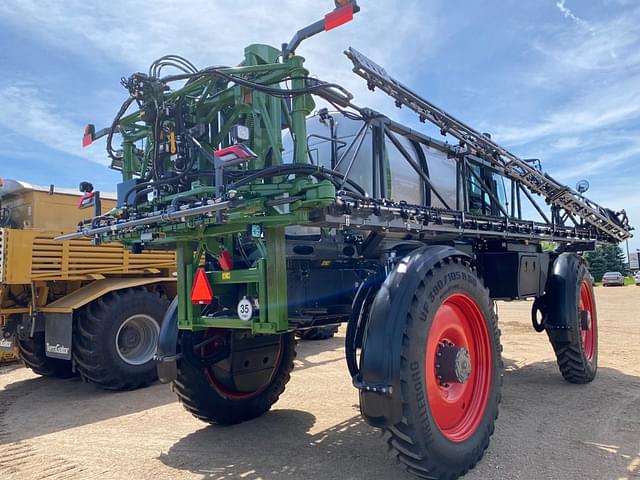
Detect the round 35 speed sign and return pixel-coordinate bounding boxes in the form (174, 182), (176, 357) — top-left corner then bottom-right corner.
(237, 297), (253, 321)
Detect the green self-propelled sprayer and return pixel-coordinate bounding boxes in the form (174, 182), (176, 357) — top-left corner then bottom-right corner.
(64, 2), (632, 478)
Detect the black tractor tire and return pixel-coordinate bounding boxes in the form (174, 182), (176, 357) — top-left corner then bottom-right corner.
(73, 288), (168, 390)
(298, 325), (339, 340)
(545, 253), (597, 384)
(17, 332), (74, 378)
(173, 331), (296, 425)
(385, 257), (502, 479)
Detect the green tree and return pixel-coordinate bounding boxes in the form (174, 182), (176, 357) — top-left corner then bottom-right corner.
(584, 244), (628, 281)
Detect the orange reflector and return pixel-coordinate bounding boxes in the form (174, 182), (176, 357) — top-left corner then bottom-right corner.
(324, 3), (354, 31)
(77, 191), (95, 209)
(218, 250), (234, 271)
(82, 124), (95, 147)
(191, 268), (214, 305)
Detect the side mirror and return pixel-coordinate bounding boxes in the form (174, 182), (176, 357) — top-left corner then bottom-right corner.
(79, 181), (94, 193)
(576, 180), (590, 194)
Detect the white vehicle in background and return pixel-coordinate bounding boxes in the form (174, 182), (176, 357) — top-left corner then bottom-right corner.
(602, 271), (625, 286)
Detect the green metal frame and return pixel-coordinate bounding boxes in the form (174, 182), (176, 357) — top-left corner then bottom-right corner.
(113, 44), (333, 334)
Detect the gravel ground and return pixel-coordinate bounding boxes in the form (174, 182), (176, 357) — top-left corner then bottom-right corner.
(1, 286), (639, 480)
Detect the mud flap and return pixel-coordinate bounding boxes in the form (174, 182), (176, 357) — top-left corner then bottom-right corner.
(155, 297), (179, 383)
(357, 245), (471, 428)
(542, 253), (584, 344)
(0, 330), (15, 351)
(44, 313), (73, 360)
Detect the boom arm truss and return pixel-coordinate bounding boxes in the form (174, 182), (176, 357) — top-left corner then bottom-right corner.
(345, 47), (632, 243)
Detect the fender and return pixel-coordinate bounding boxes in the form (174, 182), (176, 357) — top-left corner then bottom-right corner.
(541, 252), (584, 343)
(357, 245), (471, 428)
(155, 297), (179, 383)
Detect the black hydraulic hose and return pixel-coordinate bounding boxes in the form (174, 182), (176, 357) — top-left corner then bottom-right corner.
(337, 189), (369, 201)
(345, 270), (384, 379)
(122, 181), (154, 207)
(121, 167), (223, 209)
(122, 178), (173, 208)
(160, 68), (352, 101)
(149, 55), (198, 77)
(121, 163), (365, 215)
(122, 148), (202, 208)
(106, 96), (135, 162)
(170, 195), (200, 210)
(230, 164), (366, 196)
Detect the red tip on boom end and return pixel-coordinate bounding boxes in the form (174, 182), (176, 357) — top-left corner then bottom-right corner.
(324, 4), (354, 31)
(82, 124), (95, 147)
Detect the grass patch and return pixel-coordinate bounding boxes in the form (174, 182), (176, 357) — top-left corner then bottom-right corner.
(595, 277), (636, 286)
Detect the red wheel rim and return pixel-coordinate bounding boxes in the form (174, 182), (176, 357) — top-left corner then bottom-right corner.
(425, 293), (493, 443)
(201, 329), (283, 400)
(579, 280), (597, 363)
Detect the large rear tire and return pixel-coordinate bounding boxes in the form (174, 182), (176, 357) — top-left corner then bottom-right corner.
(173, 330), (295, 425)
(546, 254), (597, 384)
(73, 288), (168, 390)
(17, 332), (74, 378)
(385, 257), (502, 479)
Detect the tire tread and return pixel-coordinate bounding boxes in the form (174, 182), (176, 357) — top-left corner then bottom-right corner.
(72, 288), (167, 390)
(173, 333), (296, 425)
(385, 257), (503, 479)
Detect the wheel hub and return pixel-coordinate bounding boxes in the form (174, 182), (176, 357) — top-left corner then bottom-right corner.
(115, 314), (160, 366)
(122, 327), (141, 350)
(426, 293), (493, 443)
(436, 342), (472, 385)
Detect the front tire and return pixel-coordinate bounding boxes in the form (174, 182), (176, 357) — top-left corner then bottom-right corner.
(385, 257), (502, 479)
(17, 332), (74, 378)
(546, 254), (597, 384)
(73, 288), (168, 390)
(173, 330), (295, 425)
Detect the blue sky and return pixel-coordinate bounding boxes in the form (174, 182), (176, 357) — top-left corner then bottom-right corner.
(0, 0), (638, 252)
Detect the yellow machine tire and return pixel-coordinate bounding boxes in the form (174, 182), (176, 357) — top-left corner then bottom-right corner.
(17, 332), (75, 378)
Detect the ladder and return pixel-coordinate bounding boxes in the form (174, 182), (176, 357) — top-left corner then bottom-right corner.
(345, 47), (632, 243)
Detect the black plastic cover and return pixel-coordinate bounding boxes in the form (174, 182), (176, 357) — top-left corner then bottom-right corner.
(358, 245), (470, 428)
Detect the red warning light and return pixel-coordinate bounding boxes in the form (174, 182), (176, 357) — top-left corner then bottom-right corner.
(82, 124), (95, 148)
(218, 250), (234, 271)
(191, 268), (214, 305)
(324, 3), (354, 31)
(77, 191), (95, 209)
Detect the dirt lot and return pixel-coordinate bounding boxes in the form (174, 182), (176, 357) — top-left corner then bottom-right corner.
(1, 286), (639, 480)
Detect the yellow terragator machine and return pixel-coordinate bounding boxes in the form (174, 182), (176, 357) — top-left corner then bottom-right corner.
(0, 179), (175, 389)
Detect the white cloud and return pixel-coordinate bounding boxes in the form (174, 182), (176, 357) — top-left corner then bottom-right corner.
(555, 0), (595, 34)
(492, 75), (640, 146)
(0, 1), (442, 110)
(0, 83), (108, 165)
(532, 14), (640, 74)
(0, 1), (444, 165)
(491, 4), (640, 147)
(550, 136), (584, 150)
(550, 137), (640, 180)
